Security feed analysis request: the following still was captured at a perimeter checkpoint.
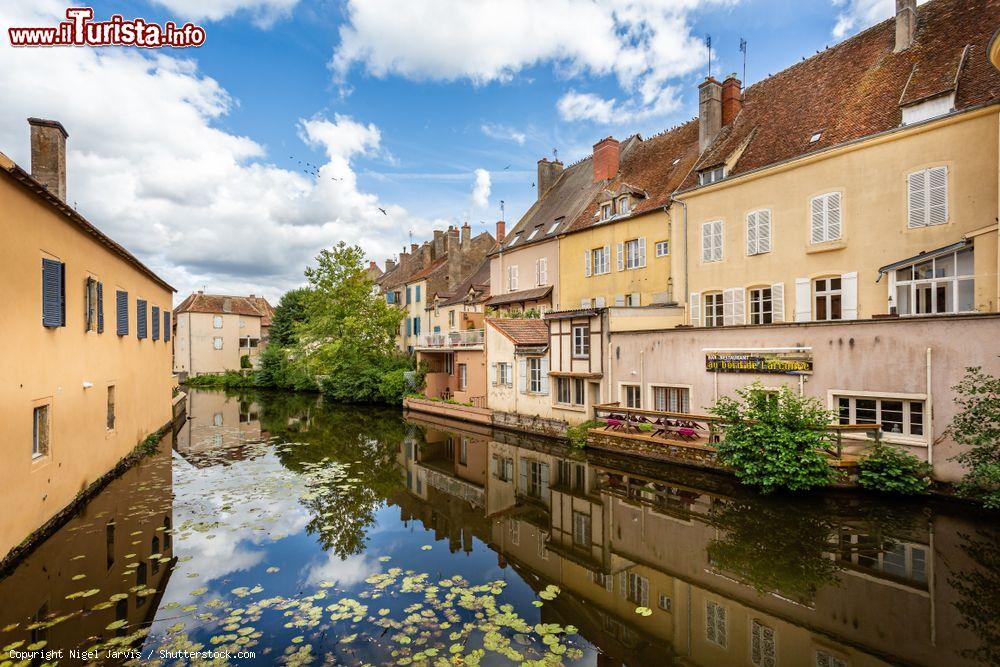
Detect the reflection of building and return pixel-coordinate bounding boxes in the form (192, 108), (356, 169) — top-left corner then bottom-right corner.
(398, 412), (991, 667)
(1, 119), (175, 559)
(173, 391), (267, 465)
(172, 292), (275, 377)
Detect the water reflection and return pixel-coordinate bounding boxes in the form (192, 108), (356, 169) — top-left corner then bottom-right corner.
(0, 389), (995, 666)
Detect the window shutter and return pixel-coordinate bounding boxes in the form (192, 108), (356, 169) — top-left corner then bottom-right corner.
(490, 363), (497, 385)
(732, 288), (745, 325)
(928, 166), (947, 226)
(519, 458), (528, 492)
(771, 283), (785, 322)
(689, 292), (701, 326)
(539, 357), (550, 395)
(406, 317), (412, 336)
(595, 296), (606, 308)
(827, 193), (842, 240)
(746, 211), (758, 255)
(511, 266), (518, 290)
(164, 311), (171, 342)
(712, 221), (723, 261)
(116, 290), (129, 336)
(908, 171), (926, 228)
(137, 300), (148, 339)
(637, 237), (646, 267)
(702, 223), (712, 261)
(152, 306), (160, 340)
(758, 210), (771, 253)
(96, 282), (104, 333)
(616, 243), (624, 271)
(841, 271), (858, 319)
(810, 196), (825, 243)
(722, 288), (735, 326)
(615, 294), (625, 307)
(630, 292), (640, 306)
(517, 359), (527, 394)
(580, 298), (591, 308)
(584, 250), (591, 277)
(41, 258), (65, 327)
(618, 572), (627, 598)
(794, 278), (811, 322)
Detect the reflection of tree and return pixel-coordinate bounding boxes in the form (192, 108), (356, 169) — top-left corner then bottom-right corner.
(249, 390), (406, 559)
(949, 529), (1000, 666)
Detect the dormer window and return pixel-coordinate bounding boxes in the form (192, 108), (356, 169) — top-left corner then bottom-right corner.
(617, 197), (630, 215)
(672, 158), (681, 166)
(601, 202), (613, 220)
(698, 166), (725, 186)
(902, 93), (956, 126)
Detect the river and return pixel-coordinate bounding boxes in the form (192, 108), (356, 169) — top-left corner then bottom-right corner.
(0, 388), (997, 666)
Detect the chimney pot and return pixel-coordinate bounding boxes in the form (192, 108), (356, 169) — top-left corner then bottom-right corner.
(536, 158), (564, 200)
(591, 137), (620, 183)
(721, 74), (743, 126)
(495, 220), (506, 243)
(27, 118), (68, 201)
(461, 222), (471, 251)
(894, 0), (916, 52)
(411, 243), (419, 253)
(698, 77), (723, 153)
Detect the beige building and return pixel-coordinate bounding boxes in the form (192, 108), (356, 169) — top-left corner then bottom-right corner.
(0, 118), (175, 558)
(172, 292), (274, 377)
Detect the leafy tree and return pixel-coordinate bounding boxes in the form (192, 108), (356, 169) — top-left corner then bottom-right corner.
(858, 442), (931, 495)
(947, 366), (1000, 508)
(710, 383), (834, 492)
(268, 287), (311, 348)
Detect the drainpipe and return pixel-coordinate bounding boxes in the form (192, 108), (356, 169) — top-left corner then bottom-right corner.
(670, 198), (690, 306)
(926, 347), (934, 466)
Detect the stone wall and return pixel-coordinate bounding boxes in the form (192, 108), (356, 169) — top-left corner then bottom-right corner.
(586, 429), (722, 470)
(403, 397), (492, 426)
(492, 410), (568, 439)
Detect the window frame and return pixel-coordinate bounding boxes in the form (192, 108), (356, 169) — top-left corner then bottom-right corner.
(748, 286), (774, 325)
(892, 247), (974, 316)
(572, 325), (590, 358)
(621, 383), (642, 409)
(213, 336), (224, 350)
(572, 511), (591, 547)
(704, 292), (724, 327)
(591, 247), (610, 275)
(833, 392), (926, 443)
(457, 363), (468, 391)
(212, 314), (223, 329)
(655, 240), (669, 257)
(528, 357), (543, 393)
(814, 277), (843, 321)
(651, 384), (691, 413)
(698, 166), (725, 186)
(32, 403), (51, 459)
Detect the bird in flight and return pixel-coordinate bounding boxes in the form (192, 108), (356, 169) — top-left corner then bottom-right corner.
(503, 165), (510, 170)
(378, 207), (387, 215)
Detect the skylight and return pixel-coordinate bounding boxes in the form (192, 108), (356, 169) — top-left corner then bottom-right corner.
(810, 132), (823, 143)
(548, 217), (563, 234)
(526, 224), (543, 241)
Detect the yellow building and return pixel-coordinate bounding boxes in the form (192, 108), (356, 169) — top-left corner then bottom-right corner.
(0, 118), (175, 558)
(173, 292), (274, 376)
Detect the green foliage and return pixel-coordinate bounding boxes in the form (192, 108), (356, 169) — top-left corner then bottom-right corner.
(858, 442), (931, 495)
(947, 366), (1000, 509)
(240, 354), (252, 369)
(567, 420), (604, 448)
(486, 307), (541, 319)
(269, 287), (311, 348)
(185, 370), (256, 389)
(710, 383), (834, 492)
(379, 369), (411, 405)
(950, 529), (1000, 665)
(255, 343), (315, 390)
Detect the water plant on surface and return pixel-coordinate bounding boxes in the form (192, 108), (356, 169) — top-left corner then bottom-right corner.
(858, 442), (931, 495)
(710, 383), (834, 492)
(947, 366), (1000, 509)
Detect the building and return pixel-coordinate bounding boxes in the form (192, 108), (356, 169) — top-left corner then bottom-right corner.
(0, 118), (175, 558)
(485, 318), (560, 431)
(172, 291), (275, 377)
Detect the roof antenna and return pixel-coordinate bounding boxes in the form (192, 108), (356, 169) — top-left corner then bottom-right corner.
(499, 199), (505, 222)
(739, 37), (748, 92)
(705, 34), (713, 78)
(552, 148), (558, 161)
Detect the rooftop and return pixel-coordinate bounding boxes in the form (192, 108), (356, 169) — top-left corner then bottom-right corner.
(174, 292), (274, 319)
(486, 317), (550, 346)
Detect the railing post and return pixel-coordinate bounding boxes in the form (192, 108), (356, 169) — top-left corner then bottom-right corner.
(836, 430), (842, 459)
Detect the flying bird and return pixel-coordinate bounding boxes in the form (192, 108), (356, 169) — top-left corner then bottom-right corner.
(378, 207), (387, 215)
(503, 165), (510, 170)
(531, 182), (536, 188)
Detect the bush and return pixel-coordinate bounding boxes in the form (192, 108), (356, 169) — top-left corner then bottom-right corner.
(185, 370), (255, 389)
(710, 383), (834, 492)
(240, 354), (252, 369)
(379, 368), (412, 405)
(567, 420), (604, 448)
(858, 442), (931, 495)
(947, 366), (1000, 508)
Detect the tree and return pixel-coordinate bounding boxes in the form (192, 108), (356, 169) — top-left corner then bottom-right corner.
(947, 366), (1000, 508)
(269, 287), (311, 348)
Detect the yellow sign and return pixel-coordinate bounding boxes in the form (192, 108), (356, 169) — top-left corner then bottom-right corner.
(706, 351), (813, 375)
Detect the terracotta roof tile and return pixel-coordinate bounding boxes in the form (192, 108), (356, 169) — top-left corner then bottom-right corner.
(484, 285), (552, 307)
(487, 317), (550, 345)
(174, 293), (271, 318)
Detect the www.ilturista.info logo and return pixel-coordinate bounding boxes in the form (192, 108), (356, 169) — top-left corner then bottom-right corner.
(8, 8), (206, 48)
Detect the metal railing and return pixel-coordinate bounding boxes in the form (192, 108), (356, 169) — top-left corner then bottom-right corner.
(420, 328), (485, 348)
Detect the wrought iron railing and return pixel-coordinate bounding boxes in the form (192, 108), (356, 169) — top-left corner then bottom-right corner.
(420, 328), (485, 348)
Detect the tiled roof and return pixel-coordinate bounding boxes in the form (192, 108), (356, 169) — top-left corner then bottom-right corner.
(681, 0), (1000, 191)
(487, 317), (550, 345)
(174, 292), (270, 318)
(440, 258), (491, 307)
(567, 120), (699, 233)
(408, 256), (448, 281)
(484, 285), (552, 307)
(248, 296), (276, 327)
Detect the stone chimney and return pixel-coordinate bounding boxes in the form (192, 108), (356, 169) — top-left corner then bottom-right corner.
(385, 258), (396, 272)
(495, 220), (506, 243)
(592, 137), (620, 183)
(369, 260), (378, 271)
(537, 158), (563, 200)
(410, 243), (419, 254)
(461, 222), (471, 251)
(28, 118), (68, 201)
(698, 77), (723, 153)
(421, 242), (433, 267)
(894, 0), (916, 52)
(433, 229), (446, 258)
(446, 232), (462, 287)
(721, 74), (743, 126)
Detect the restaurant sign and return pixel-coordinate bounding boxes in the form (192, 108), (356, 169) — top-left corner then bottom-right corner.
(705, 350), (813, 375)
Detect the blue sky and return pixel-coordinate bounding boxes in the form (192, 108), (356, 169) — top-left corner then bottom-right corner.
(0, 0), (899, 301)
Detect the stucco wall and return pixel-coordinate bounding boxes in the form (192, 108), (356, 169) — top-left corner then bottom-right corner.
(174, 311), (261, 375)
(0, 174), (174, 557)
(489, 239), (559, 306)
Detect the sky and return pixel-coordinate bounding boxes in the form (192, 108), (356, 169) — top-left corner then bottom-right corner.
(0, 0), (904, 303)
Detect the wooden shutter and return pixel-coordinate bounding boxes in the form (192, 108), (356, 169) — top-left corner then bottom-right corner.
(164, 311), (171, 342)
(712, 221), (723, 261)
(637, 237), (646, 267)
(96, 282), (104, 333)
(689, 292), (701, 326)
(732, 288), (745, 325)
(928, 166), (947, 226)
(746, 211), (758, 255)
(41, 258), (65, 327)
(136, 300), (148, 339)
(757, 210), (771, 253)
(908, 171), (926, 228)
(116, 290), (128, 336)
(702, 223), (712, 261)
(771, 283), (785, 322)
(517, 359), (527, 394)
(826, 193), (842, 240)
(723, 288), (735, 326)
(615, 294), (625, 307)
(794, 278), (811, 322)
(810, 196), (825, 243)
(539, 357), (550, 395)
(616, 243), (625, 271)
(595, 296), (606, 308)
(490, 363), (497, 385)
(584, 250), (591, 277)
(152, 306), (160, 340)
(841, 272), (858, 319)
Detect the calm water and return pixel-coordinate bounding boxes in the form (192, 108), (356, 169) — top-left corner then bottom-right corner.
(1, 389), (998, 666)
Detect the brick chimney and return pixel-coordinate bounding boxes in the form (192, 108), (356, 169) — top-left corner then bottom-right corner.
(699, 78), (723, 153)
(410, 243), (419, 254)
(495, 220), (506, 243)
(369, 260), (378, 271)
(721, 74), (743, 126)
(461, 222), (471, 251)
(894, 0), (916, 52)
(592, 137), (620, 183)
(537, 158), (563, 200)
(28, 118), (68, 201)
(421, 242), (433, 267)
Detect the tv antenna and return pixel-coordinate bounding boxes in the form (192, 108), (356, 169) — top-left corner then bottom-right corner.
(499, 199), (505, 221)
(705, 34), (713, 78)
(739, 37), (748, 90)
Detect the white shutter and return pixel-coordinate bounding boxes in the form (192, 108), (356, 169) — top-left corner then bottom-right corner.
(827, 193), (842, 240)
(490, 362), (497, 385)
(518, 359), (527, 393)
(733, 288), (745, 325)
(490, 455), (497, 478)
(614, 294), (625, 307)
(795, 278), (811, 322)
(581, 298), (592, 308)
(539, 357), (550, 395)
(713, 221), (724, 261)
(617, 243), (625, 271)
(928, 166), (948, 226)
(810, 196), (825, 243)
(584, 250), (591, 277)
(638, 237), (647, 267)
(630, 293), (640, 306)
(841, 271), (858, 320)
(535, 259), (541, 286)
(595, 296), (606, 308)
(511, 266), (518, 291)
(723, 288), (735, 326)
(618, 572), (627, 598)
(689, 292), (701, 326)
(702, 223), (712, 262)
(757, 210), (771, 253)
(908, 171), (926, 228)
(771, 283), (785, 322)
(746, 211), (758, 255)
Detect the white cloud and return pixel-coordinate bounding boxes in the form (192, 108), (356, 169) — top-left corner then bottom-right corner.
(0, 0), (442, 303)
(556, 91), (617, 123)
(149, 0), (300, 28)
(557, 85), (682, 124)
(331, 0), (736, 122)
(471, 168), (491, 209)
(480, 123), (526, 145)
(831, 0), (926, 38)
(304, 552), (381, 588)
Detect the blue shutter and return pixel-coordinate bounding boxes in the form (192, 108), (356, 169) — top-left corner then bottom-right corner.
(416, 285), (421, 302)
(116, 290), (129, 336)
(97, 282), (104, 333)
(152, 306), (160, 340)
(41, 258), (65, 327)
(406, 317), (412, 336)
(164, 311), (171, 342)
(137, 299), (147, 339)
(406, 287), (412, 304)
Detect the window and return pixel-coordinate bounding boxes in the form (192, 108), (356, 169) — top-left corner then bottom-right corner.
(746, 209), (772, 255)
(749, 287), (773, 324)
(894, 248), (974, 315)
(213, 337), (223, 350)
(624, 238), (646, 269)
(699, 166), (725, 185)
(591, 571), (614, 592)
(815, 651), (847, 667)
(497, 362), (511, 386)
(413, 317), (421, 336)
(41, 258), (66, 328)
(528, 358), (543, 393)
(548, 218), (563, 234)
(458, 364), (467, 390)
(706, 601), (728, 648)
(655, 240), (669, 257)
(625, 572), (649, 606)
(836, 395), (925, 438)
(106, 520), (116, 569)
(557, 377), (572, 404)
(527, 224), (543, 241)
(810, 192), (842, 243)
(519, 459), (549, 499)
(907, 166), (947, 228)
(106, 386), (116, 430)
(509, 232), (522, 246)
(623, 384), (641, 409)
(213, 315), (223, 328)
(701, 220), (723, 262)
(85, 277), (99, 332)
(704, 292), (724, 327)
(814, 277), (842, 321)
(572, 512), (591, 547)
(32, 405), (50, 458)
(653, 386), (690, 413)
(460, 438), (468, 465)
(750, 619), (776, 667)
(536, 258), (548, 286)
(572, 325), (589, 358)
(618, 197), (630, 215)
(116, 290), (129, 336)
(507, 265), (519, 291)
(415, 285), (422, 302)
(574, 378), (585, 406)
(448, 310), (455, 328)
(626, 293), (640, 307)
(810, 131), (823, 143)
(493, 455), (514, 482)
(658, 594), (672, 612)
(590, 247), (610, 275)
(601, 202), (613, 220)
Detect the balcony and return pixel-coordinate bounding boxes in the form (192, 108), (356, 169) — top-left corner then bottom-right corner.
(415, 328), (484, 350)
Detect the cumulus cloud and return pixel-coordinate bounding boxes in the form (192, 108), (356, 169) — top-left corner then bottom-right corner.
(831, 0), (926, 38)
(480, 123), (526, 145)
(331, 0), (735, 122)
(471, 169), (491, 209)
(0, 0), (439, 302)
(150, 0), (300, 28)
